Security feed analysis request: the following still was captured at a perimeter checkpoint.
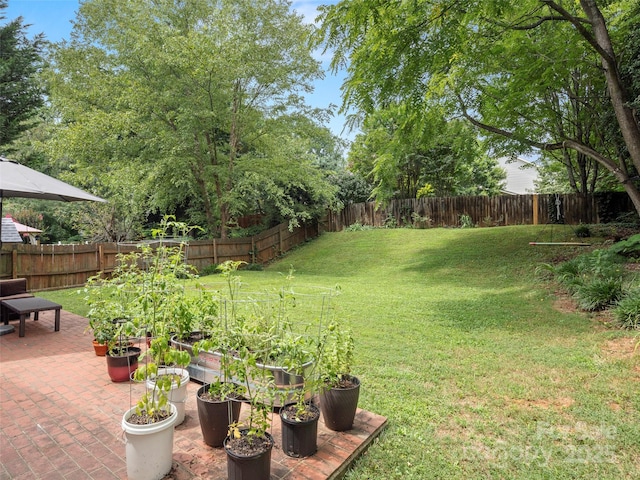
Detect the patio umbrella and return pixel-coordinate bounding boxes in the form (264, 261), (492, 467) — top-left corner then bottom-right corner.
(0, 156), (107, 246)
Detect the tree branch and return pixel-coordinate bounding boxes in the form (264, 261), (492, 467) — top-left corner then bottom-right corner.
(456, 96), (562, 150)
(509, 15), (576, 30)
(456, 95), (624, 177)
(540, 0), (614, 64)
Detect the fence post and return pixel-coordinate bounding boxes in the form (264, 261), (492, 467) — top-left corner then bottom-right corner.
(98, 244), (104, 273)
(533, 194), (539, 225)
(251, 236), (256, 264)
(12, 248), (18, 279)
(213, 239), (217, 265)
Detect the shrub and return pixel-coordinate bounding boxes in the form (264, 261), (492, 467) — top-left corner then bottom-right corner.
(552, 258), (584, 294)
(578, 249), (626, 278)
(608, 234), (640, 257)
(574, 277), (624, 311)
(612, 289), (640, 329)
(574, 224), (591, 238)
(383, 214), (398, 229)
(199, 263), (220, 276)
(459, 214), (474, 228)
(552, 250), (626, 293)
(411, 212), (433, 229)
(345, 222), (373, 232)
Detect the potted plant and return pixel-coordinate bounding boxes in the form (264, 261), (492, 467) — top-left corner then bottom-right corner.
(88, 316), (114, 356)
(223, 345), (275, 480)
(318, 322), (360, 432)
(122, 346), (187, 480)
(122, 296), (191, 480)
(106, 343), (141, 382)
(119, 217), (207, 479)
(280, 397), (320, 458)
(193, 335), (245, 447)
(105, 319), (141, 382)
(168, 283), (219, 376)
(278, 332), (323, 458)
(142, 335), (192, 426)
(83, 275), (132, 356)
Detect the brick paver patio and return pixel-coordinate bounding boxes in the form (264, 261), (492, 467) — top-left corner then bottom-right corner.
(0, 309), (387, 479)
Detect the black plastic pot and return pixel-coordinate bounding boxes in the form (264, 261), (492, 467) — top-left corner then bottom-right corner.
(105, 346), (141, 382)
(224, 430), (274, 480)
(319, 375), (360, 431)
(196, 384), (242, 448)
(280, 402), (320, 458)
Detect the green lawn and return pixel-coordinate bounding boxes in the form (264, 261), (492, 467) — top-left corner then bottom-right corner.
(41, 225), (640, 479)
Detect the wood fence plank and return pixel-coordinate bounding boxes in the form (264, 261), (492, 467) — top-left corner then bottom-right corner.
(0, 222), (320, 291)
(324, 193), (634, 231)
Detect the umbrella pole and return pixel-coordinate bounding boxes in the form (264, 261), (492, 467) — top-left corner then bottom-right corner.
(0, 194), (3, 249)
(0, 194), (14, 333)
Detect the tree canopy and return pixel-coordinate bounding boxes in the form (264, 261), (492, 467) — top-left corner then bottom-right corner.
(0, 0), (45, 152)
(348, 101), (505, 202)
(316, 0), (640, 218)
(45, 0), (338, 239)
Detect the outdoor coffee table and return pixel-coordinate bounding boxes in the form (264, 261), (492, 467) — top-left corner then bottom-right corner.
(1, 297), (62, 337)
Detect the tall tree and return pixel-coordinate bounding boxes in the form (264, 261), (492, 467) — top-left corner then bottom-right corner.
(46, 0), (332, 238)
(349, 102), (504, 202)
(316, 0), (640, 218)
(0, 0), (45, 151)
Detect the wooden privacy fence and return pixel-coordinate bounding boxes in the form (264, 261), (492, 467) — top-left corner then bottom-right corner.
(324, 193), (636, 231)
(0, 222), (319, 291)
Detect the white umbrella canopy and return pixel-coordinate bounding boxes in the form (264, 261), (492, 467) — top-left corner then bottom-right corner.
(0, 156), (107, 245)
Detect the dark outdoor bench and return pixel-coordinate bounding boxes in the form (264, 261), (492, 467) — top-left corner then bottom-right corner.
(0, 278), (34, 323)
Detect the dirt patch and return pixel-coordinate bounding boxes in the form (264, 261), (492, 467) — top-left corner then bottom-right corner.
(625, 262), (640, 272)
(507, 396), (575, 411)
(601, 337), (638, 361)
(553, 293), (578, 314)
(552, 291), (618, 329)
(608, 402), (622, 411)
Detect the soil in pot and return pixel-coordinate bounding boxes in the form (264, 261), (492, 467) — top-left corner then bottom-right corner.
(196, 384), (242, 447)
(126, 409), (173, 424)
(106, 346), (141, 382)
(224, 430), (274, 480)
(280, 402), (320, 458)
(320, 375), (360, 432)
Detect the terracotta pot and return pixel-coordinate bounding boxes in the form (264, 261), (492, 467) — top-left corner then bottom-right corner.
(92, 340), (108, 356)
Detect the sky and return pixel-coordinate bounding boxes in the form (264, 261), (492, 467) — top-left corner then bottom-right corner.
(4, 0), (355, 143)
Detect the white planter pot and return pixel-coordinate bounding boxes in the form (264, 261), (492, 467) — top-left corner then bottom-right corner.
(121, 403), (178, 480)
(146, 367), (190, 425)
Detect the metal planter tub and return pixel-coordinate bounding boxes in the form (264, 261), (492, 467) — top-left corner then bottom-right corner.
(171, 335), (312, 406)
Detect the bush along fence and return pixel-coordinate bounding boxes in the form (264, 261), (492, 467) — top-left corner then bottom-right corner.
(323, 192), (636, 231)
(0, 222), (319, 291)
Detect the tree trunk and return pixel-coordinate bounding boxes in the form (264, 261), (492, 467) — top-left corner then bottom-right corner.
(577, 1), (640, 173)
(219, 203), (230, 240)
(621, 182), (640, 218)
(220, 80), (242, 240)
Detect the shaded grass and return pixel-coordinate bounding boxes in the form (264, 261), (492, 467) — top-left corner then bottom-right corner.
(42, 225), (640, 479)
